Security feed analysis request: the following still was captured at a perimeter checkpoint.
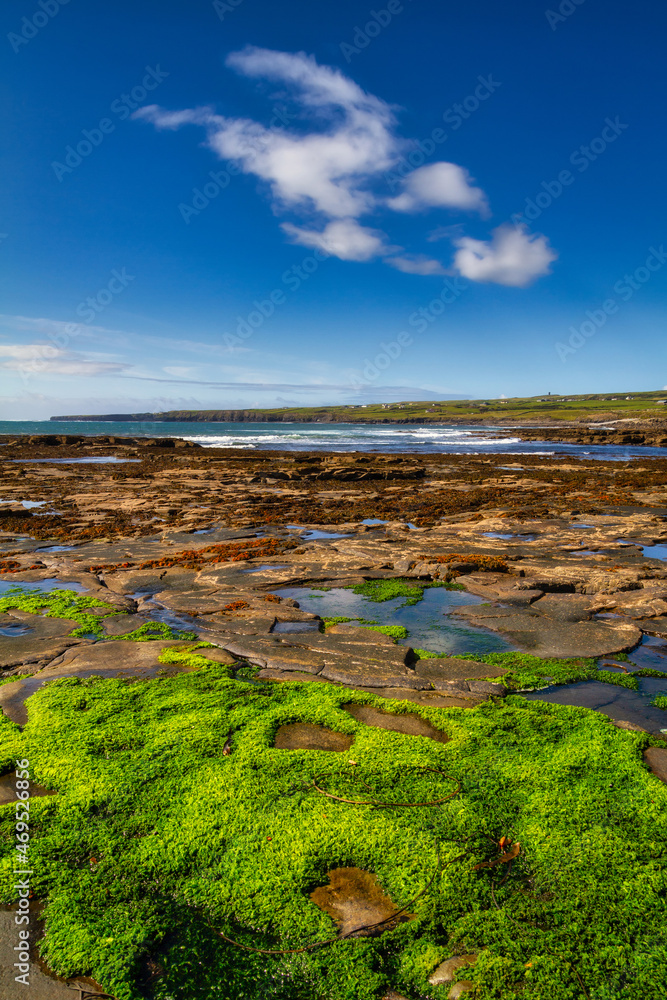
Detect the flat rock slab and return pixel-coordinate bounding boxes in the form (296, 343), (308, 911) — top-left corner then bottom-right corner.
(644, 747), (667, 782)
(40, 639), (197, 678)
(309, 867), (409, 937)
(100, 614), (150, 636)
(255, 669), (484, 707)
(644, 616), (667, 638)
(343, 703), (449, 743)
(274, 723), (353, 752)
(0, 640), (197, 725)
(218, 631), (421, 689)
(415, 657), (507, 694)
(195, 646), (237, 665)
(457, 605), (642, 657)
(0, 612), (84, 669)
(367, 687), (483, 708)
(0, 908), (111, 1000)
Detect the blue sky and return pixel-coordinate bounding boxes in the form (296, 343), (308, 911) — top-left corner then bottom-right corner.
(1, 0), (666, 419)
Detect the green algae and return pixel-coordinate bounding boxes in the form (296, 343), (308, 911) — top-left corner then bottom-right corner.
(650, 693), (667, 710)
(0, 587), (195, 642)
(321, 617), (408, 641)
(0, 587), (119, 638)
(106, 622), (198, 642)
(350, 579), (464, 606)
(1, 652), (666, 1000)
(445, 651), (648, 693)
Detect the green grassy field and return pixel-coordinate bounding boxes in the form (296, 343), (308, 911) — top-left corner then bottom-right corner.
(52, 389), (667, 425)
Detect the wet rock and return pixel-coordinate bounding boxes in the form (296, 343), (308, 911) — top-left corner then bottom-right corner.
(449, 982), (475, 998)
(644, 747), (667, 783)
(0, 640), (200, 725)
(274, 723), (353, 751)
(42, 639), (196, 677)
(614, 719), (648, 733)
(196, 646), (237, 665)
(415, 657), (507, 695)
(0, 907), (110, 1000)
(0, 773), (57, 805)
(429, 954), (480, 985)
(0, 611), (89, 669)
(342, 703), (449, 743)
(309, 867), (410, 937)
(644, 616), (667, 638)
(214, 628), (422, 689)
(456, 603), (642, 657)
(367, 687), (484, 708)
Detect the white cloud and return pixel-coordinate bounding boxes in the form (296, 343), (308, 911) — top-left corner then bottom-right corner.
(0, 343), (131, 377)
(135, 48), (556, 287)
(388, 162), (488, 215)
(452, 224), (557, 287)
(385, 254), (446, 276)
(282, 218), (389, 261)
(137, 47), (397, 219)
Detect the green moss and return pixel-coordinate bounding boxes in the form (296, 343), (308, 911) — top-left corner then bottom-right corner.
(1, 661), (666, 1000)
(447, 651), (645, 692)
(322, 616), (355, 628)
(635, 668), (667, 679)
(349, 579), (464, 606)
(0, 587), (120, 638)
(0, 672), (33, 688)
(106, 622), (198, 642)
(650, 693), (667, 710)
(361, 624), (408, 641)
(321, 617), (407, 641)
(0, 587), (194, 642)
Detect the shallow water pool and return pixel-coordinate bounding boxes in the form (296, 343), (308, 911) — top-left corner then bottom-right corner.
(0, 578), (87, 596)
(642, 544), (667, 560)
(274, 585), (514, 656)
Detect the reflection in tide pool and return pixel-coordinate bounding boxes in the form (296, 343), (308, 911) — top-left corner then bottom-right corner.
(274, 585), (514, 656)
(0, 578), (87, 596)
(525, 676), (667, 735)
(643, 544), (667, 560)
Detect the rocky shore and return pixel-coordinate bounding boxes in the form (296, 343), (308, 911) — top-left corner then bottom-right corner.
(2, 433), (667, 999)
(2, 432), (667, 699)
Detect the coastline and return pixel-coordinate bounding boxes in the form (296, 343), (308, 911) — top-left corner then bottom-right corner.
(2, 432), (667, 1000)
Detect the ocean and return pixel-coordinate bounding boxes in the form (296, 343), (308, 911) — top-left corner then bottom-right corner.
(2, 420), (667, 460)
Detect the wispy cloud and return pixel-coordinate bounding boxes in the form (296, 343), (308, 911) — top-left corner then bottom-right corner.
(134, 47), (556, 287)
(386, 254), (447, 276)
(0, 343), (131, 376)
